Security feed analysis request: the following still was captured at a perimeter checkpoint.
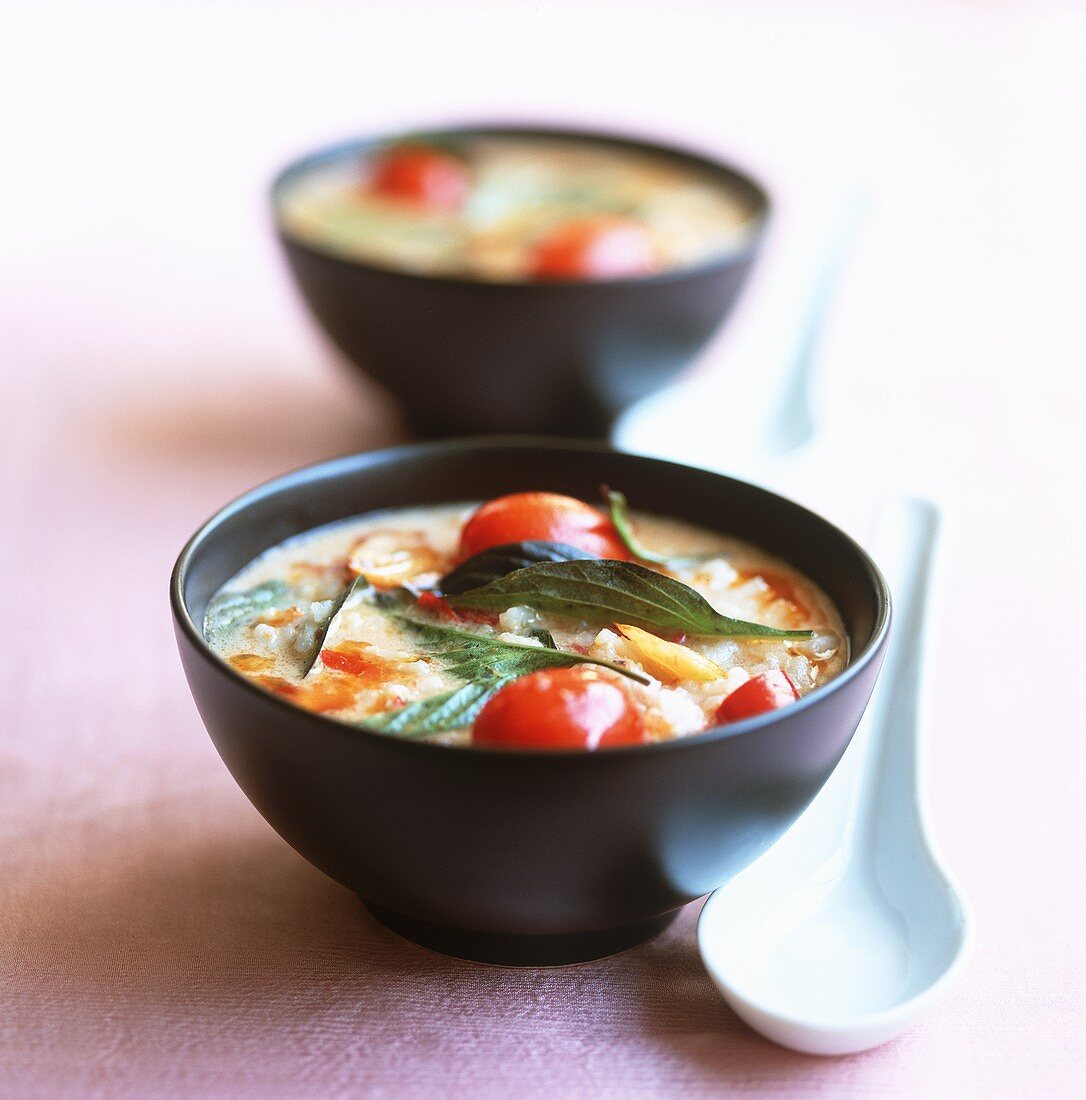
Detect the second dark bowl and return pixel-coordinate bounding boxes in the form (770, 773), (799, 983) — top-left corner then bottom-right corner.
(272, 125), (769, 437)
(172, 439), (889, 966)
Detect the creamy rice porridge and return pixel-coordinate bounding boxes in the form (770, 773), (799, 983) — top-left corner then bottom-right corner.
(205, 491), (846, 751)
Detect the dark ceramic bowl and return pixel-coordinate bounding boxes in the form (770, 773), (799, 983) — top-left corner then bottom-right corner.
(171, 439), (890, 966)
(271, 125), (769, 437)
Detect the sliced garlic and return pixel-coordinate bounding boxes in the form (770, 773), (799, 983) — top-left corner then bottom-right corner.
(615, 624), (725, 684)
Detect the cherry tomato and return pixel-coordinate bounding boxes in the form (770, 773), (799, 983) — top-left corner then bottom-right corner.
(368, 144), (471, 211)
(472, 667), (646, 750)
(715, 670), (799, 723)
(529, 216), (656, 281)
(458, 492), (629, 561)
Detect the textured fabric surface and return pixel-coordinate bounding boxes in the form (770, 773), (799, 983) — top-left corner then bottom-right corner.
(2, 2), (1084, 1096)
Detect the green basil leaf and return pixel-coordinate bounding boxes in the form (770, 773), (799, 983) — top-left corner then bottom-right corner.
(204, 580), (293, 647)
(387, 610), (650, 685)
(605, 489), (674, 565)
(360, 678), (512, 738)
(390, 134), (472, 162)
(527, 626), (558, 649)
(605, 488), (717, 567)
(354, 597), (650, 736)
(447, 560), (812, 640)
(301, 576), (368, 677)
(440, 541), (598, 596)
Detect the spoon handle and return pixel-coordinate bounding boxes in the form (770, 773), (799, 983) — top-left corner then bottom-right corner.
(610, 191), (865, 479)
(847, 496), (942, 854)
(750, 193), (867, 460)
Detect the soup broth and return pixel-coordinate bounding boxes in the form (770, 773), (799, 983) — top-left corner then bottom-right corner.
(205, 498), (846, 748)
(277, 136), (759, 281)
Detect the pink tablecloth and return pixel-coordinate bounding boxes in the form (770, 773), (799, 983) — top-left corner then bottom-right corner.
(2, 2), (1084, 1096)
(2, 352), (1081, 1098)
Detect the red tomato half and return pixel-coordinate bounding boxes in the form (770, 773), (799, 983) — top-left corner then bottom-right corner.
(529, 216), (656, 281)
(715, 670), (799, 723)
(368, 144), (471, 212)
(472, 667), (646, 750)
(458, 491), (629, 561)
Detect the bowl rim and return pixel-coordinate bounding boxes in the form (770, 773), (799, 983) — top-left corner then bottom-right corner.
(171, 436), (890, 760)
(269, 120), (771, 291)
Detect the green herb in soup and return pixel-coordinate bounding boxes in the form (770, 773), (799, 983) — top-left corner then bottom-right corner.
(446, 559), (812, 641)
(276, 136), (759, 282)
(204, 491), (847, 749)
(357, 592), (649, 737)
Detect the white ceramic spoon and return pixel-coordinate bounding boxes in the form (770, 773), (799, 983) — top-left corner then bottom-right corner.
(615, 192), (973, 1052)
(613, 186), (867, 485)
(697, 497), (974, 1055)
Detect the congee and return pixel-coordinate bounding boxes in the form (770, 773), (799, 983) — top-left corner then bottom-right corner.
(276, 135), (760, 281)
(204, 491), (847, 750)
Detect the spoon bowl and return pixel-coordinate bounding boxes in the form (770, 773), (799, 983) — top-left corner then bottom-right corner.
(697, 498), (974, 1054)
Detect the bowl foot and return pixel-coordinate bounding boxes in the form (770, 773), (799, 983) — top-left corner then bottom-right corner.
(362, 900), (678, 966)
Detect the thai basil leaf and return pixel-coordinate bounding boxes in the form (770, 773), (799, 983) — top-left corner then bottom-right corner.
(391, 133), (472, 162)
(606, 488), (715, 567)
(360, 678), (513, 738)
(204, 580), (292, 647)
(447, 560), (812, 640)
(440, 541), (598, 596)
(386, 610), (649, 685)
(301, 576), (369, 677)
(353, 599), (649, 736)
(606, 489), (677, 565)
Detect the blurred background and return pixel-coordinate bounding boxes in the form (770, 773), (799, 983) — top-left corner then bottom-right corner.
(2, 2), (1083, 1094)
(3, 0), (1081, 625)
(4, 1), (1081, 478)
